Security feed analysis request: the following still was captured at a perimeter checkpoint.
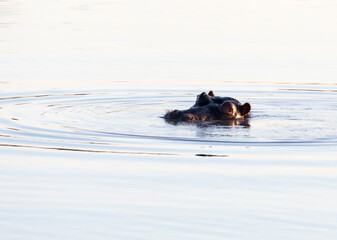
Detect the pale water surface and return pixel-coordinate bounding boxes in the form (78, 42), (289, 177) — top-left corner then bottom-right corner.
(1, 1), (337, 240)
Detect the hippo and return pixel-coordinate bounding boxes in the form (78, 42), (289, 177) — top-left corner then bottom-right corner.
(164, 91), (251, 124)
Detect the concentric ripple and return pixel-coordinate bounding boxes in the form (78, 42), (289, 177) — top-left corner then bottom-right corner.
(1, 85), (337, 156)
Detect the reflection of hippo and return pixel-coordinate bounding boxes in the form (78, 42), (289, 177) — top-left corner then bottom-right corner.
(164, 91), (251, 123)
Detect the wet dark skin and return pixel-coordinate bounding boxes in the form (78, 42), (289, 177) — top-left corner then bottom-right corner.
(164, 91), (251, 124)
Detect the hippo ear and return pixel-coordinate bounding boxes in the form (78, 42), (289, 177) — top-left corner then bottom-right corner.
(196, 92), (211, 106)
(208, 90), (215, 96)
(240, 103), (251, 115)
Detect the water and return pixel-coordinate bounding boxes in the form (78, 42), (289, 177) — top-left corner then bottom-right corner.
(1, 1), (337, 239)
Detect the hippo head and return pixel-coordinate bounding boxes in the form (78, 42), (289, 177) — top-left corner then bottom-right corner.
(164, 91), (251, 123)
(194, 91), (251, 120)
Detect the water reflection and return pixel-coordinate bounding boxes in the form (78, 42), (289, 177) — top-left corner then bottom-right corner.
(165, 118), (250, 127)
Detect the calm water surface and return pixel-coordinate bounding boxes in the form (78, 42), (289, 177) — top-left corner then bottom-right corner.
(1, 0), (337, 240)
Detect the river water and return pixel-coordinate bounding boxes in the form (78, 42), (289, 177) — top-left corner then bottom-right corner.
(1, 1), (337, 239)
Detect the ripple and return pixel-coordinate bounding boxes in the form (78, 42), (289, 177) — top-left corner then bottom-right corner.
(0, 87), (337, 155)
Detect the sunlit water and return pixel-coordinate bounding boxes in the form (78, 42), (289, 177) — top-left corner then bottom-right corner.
(1, 0), (337, 240)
